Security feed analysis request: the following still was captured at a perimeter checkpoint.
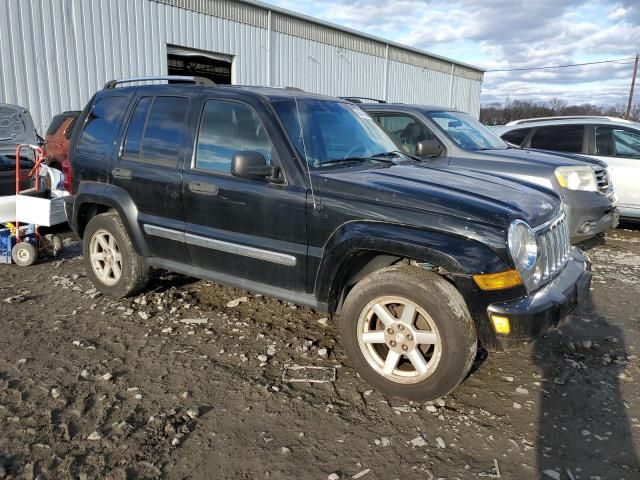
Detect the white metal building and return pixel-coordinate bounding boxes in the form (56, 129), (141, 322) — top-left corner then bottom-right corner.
(0, 0), (484, 133)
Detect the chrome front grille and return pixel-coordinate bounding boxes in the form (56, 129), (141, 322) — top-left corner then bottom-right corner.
(534, 213), (571, 284)
(594, 168), (613, 195)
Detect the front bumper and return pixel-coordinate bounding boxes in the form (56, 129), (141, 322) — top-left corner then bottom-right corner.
(486, 248), (591, 349)
(564, 191), (617, 243)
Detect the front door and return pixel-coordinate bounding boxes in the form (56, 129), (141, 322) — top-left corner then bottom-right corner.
(592, 125), (640, 217)
(182, 97), (307, 291)
(109, 95), (191, 262)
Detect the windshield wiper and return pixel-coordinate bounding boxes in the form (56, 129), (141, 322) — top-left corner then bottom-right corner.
(319, 157), (371, 167)
(371, 150), (422, 161)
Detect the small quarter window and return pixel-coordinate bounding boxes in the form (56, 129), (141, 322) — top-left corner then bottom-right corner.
(77, 96), (128, 156)
(501, 128), (531, 146)
(195, 100), (272, 174)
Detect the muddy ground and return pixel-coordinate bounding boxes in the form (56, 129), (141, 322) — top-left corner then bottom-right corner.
(0, 227), (639, 480)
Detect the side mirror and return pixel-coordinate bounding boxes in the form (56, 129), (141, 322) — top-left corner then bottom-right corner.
(415, 140), (443, 157)
(231, 151), (272, 180)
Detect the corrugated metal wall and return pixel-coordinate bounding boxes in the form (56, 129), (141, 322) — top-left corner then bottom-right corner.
(0, 0), (482, 134)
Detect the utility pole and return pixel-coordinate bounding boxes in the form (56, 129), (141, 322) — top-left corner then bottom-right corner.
(626, 54), (639, 119)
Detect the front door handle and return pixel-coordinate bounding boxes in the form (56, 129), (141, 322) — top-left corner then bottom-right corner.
(188, 181), (219, 196)
(112, 167), (132, 180)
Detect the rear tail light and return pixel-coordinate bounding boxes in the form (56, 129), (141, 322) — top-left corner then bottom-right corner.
(62, 158), (73, 193)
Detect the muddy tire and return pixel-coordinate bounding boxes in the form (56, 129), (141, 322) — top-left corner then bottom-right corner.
(82, 212), (149, 298)
(12, 242), (38, 267)
(340, 265), (477, 401)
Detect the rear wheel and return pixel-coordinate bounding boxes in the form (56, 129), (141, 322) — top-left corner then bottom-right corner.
(83, 212), (149, 297)
(341, 265), (477, 401)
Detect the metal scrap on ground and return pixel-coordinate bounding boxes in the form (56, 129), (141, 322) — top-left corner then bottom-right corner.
(282, 364), (338, 383)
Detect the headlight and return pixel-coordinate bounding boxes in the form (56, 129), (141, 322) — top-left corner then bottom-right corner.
(554, 166), (597, 192)
(508, 220), (537, 271)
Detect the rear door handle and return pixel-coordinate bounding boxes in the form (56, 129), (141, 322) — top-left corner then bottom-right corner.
(112, 167), (132, 180)
(188, 181), (219, 196)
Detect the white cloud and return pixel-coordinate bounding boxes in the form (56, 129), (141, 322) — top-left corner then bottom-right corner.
(265, 0), (640, 105)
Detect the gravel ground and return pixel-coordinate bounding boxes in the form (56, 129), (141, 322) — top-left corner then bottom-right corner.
(0, 227), (639, 479)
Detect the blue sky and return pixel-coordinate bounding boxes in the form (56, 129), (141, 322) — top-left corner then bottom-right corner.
(264, 0), (640, 106)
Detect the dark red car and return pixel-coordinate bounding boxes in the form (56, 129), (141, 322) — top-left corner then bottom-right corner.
(44, 111), (80, 171)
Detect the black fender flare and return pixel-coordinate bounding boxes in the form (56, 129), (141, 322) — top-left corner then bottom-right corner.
(71, 182), (150, 257)
(314, 221), (509, 310)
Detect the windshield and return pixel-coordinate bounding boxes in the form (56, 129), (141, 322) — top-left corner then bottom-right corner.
(272, 99), (399, 168)
(427, 111), (508, 151)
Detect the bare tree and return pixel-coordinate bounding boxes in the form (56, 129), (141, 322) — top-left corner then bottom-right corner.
(548, 97), (568, 115)
(481, 100), (640, 125)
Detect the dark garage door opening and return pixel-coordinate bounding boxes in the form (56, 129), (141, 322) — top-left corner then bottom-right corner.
(167, 46), (232, 84)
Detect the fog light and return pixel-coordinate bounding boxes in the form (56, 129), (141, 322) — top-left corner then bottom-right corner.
(490, 314), (511, 335)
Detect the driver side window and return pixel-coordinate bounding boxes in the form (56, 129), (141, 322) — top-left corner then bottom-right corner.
(195, 100), (273, 174)
(374, 114), (434, 154)
(596, 126), (640, 158)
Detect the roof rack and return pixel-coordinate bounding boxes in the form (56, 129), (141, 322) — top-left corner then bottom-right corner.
(340, 96), (386, 104)
(221, 85), (306, 91)
(103, 75), (215, 89)
(507, 115), (630, 126)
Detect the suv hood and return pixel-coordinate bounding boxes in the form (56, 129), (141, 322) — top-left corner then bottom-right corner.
(315, 163), (559, 229)
(0, 103), (38, 158)
(474, 148), (608, 168)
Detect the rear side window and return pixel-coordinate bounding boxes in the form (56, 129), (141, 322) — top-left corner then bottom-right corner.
(121, 96), (189, 168)
(194, 100), (272, 174)
(501, 128), (531, 146)
(122, 97), (153, 163)
(530, 125), (584, 153)
(64, 117), (78, 140)
(77, 96), (128, 156)
(46, 115), (66, 136)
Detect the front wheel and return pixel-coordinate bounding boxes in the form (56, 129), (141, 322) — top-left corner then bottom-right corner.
(340, 265), (477, 401)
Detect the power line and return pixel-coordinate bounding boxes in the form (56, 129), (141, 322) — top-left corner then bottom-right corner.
(485, 57), (638, 73)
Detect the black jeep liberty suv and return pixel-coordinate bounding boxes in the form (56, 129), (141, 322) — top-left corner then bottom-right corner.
(65, 76), (591, 400)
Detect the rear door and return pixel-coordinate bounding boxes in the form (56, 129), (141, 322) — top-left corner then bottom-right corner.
(591, 125), (640, 215)
(182, 95), (308, 291)
(110, 94), (192, 262)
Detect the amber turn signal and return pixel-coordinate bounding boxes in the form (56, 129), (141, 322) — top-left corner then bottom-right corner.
(473, 269), (522, 291)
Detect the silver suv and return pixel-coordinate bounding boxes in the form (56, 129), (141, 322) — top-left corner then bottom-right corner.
(493, 116), (639, 221)
(358, 104), (618, 243)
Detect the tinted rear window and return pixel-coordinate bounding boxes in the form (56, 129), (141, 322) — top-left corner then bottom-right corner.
(77, 96), (129, 156)
(141, 97), (188, 167)
(530, 125), (584, 153)
(64, 117), (79, 139)
(501, 128), (531, 146)
(46, 115), (67, 136)
(122, 97), (153, 163)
